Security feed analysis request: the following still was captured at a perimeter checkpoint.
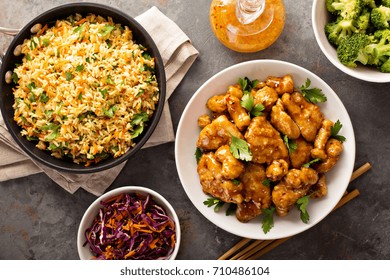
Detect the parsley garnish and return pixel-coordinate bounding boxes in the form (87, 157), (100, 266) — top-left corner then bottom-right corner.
(203, 197), (236, 215)
(262, 179), (271, 187)
(29, 38), (38, 50)
(26, 135), (38, 141)
(238, 77), (259, 92)
(299, 78), (327, 104)
(302, 158), (321, 168)
(99, 88), (108, 98)
(203, 198), (225, 212)
(296, 195), (310, 224)
(42, 38), (50, 47)
(195, 148), (203, 163)
(226, 203), (237, 216)
(130, 112), (149, 139)
(39, 91), (49, 103)
(331, 120), (346, 142)
(229, 135), (253, 161)
(131, 112), (149, 126)
(99, 24), (115, 36)
(251, 103), (265, 117)
(131, 125), (145, 139)
(11, 72), (18, 83)
(262, 206), (275, 234)
(73, 23), (85, 34)
(240, 92), (265, 117)
(105, 75), (114, 85)
(240, 91), (254, 112)
(27, 82), (36, 92)
(42, 123), (60, 131)
(283, 135), (297, 154)
(238, 77), (264, 117)
(65, 72), (74, 81)
(142, 52), (151, 60)
(43, 124), (60, 141)
(232, 179), (241, 185)
(103, 105), (118, 118)
(75, 64), (84, 72)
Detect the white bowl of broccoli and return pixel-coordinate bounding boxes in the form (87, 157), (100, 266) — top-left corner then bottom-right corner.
(312, 0), (390, 83)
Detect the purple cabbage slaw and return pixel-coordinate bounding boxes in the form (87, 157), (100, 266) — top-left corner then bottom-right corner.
(83, 192), (176, 260)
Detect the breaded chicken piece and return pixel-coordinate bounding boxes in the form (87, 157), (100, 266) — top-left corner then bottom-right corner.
(226, 94), (251, 131)
(281, 92), (324, 142)
(284, 167), (319, 189)
(270, 99), (300, 139)
(272, 167), (318, 216)
(315, 138), (343, 173)
(215, 145), (245, 179)
(266, 159), (289, 182)
(197, 115), (244, 150)
(239, 163), (271, 208)
(236, 163), (272, 222)
(289, 137), (313, 169)
(311, 119), (334, 160)
(244, 116), (289, 165)
(265, 74), (294, 95)
(309, 174), (327, 199)
(252, 86), (279, 112)
(207, 94), (227, 113)
(197, 152), (244, 204)
(227, 85), (244, 99)
(198, 114), (211, 128)
(236, 201), (262, 223)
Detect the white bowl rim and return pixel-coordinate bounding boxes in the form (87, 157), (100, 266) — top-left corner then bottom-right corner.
(311, 0), (390, 83)
(77, 185), (181, 260)
(175, 59), (356, 240)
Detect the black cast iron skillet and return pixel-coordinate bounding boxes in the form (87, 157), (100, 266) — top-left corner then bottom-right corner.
(0, 3), (166, 173)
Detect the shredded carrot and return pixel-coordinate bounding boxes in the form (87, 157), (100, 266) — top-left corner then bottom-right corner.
(37, 24), (48, 36)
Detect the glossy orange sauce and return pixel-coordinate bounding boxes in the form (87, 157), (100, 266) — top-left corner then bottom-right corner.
(210, 0), (285, 52)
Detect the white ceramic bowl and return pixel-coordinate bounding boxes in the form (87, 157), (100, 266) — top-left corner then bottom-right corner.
(175, 59), (355, 240)
(77, 186), (180, 260)
(312, 0), (390, 83)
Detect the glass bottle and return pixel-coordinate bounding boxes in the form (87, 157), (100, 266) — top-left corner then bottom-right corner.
(210, 0), (286, 53)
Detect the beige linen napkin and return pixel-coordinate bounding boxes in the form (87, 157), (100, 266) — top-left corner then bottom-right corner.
(0, 6), (198, 196)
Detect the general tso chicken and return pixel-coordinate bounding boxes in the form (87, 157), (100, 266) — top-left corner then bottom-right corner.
(196, 75), (345, 232)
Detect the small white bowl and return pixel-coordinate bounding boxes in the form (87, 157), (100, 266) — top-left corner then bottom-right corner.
(77, 186), (180, 260)
(175, 59), (355, 240)
(312, 0), (390, 83)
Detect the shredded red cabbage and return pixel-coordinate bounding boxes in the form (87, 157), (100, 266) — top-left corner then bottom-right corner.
(83, 192), (176, 260)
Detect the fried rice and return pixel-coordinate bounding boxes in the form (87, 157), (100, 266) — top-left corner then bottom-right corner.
(11, 14), (160, 165)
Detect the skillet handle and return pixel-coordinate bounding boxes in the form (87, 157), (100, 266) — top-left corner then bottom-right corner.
(0, 27), (20, 36)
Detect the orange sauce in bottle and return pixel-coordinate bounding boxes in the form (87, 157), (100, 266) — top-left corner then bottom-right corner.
(210, 0), (285, 53)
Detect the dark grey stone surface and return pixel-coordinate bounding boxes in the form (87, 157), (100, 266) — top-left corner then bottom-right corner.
(0, 0), (389, 260)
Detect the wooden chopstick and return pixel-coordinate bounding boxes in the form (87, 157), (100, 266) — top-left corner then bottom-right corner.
(218, 238), (251, 260)
(218, 162), (371, 260)
(245, 189), (360, 260)
(350, 162), (371, 182)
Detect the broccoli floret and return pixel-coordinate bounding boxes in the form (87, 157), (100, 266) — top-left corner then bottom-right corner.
(325, 18), (358, 45)
(326, 0), (339, 14)
(328, 0), (363, 19)
(364, 29), (390, 64)
(380, 59), (390, 71)
(381, 0), (390, 8)
(337, 33), (372, 67)
(362, 0), (376, 8)
(371, 5), (390, 29)
(356, 8), (371, 31)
